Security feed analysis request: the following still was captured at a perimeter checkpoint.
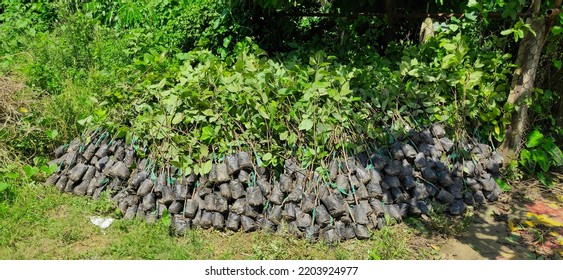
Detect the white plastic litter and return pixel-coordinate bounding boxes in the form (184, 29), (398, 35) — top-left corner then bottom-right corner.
(89, 216), (115, 229)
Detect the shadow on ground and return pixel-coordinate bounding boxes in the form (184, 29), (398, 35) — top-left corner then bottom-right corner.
(438, 174), (563, 260)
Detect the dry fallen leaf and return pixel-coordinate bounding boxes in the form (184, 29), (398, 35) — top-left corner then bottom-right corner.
(525, 212), (563, 228)
(508, 219), (519, 232)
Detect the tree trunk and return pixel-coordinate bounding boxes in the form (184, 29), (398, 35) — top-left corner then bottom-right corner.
(550, 7), (563, 144)
(499, 1), (547, 163)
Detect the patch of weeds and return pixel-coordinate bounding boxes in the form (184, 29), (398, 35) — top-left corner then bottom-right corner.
(519, 129), (563, 188)
(368, 225), (414, 260)
(0, 181), (99, 257)
(218, 247), (234, 260)
(87, 191), (116, 217)
(404, 217), (430, 235)
(104, 219), (194, 259)
(1, 75), (92, 159)
(0, 162), (23, 204)
(503, 160), (523, 181)
(184, 229), (204, 252)
(423, 203), (475, 236)
(250, 235), (291, 260)
(331, 250), (347, 260)
(60, 229), (83, 244)
(365, 215), (436, 260)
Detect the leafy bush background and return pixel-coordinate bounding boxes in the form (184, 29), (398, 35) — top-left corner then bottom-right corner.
(0, 0), (561, 183)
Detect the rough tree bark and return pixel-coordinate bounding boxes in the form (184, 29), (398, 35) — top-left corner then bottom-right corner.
(550, 8), (563, 143)
(499, 0), (561, 163)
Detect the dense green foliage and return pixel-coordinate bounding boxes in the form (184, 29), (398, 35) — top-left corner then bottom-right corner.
(1, 0), (562, 197)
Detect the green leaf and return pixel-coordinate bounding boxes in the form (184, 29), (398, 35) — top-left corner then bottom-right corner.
(199, 145), (209, 158)
(299, 119), (314, 131)
(171, 113), (184, 125)
(200, 126), (214, 141)
(520, 149), (532, 167)
(258, 106), (269, 119)
(340, 81), (352, 96)
(202, 109), (214, 117)
(547, 146), (563, 166)
(225, 84), (239, 93)
(467, 0), (479, 8)
(176, 53), (190, 60)
(553, 59), (562, 70)
(537, 172), (554, 188)
(159, 209), (171, 227)
(222, 37), (231, 48)
(532, 150), (550, 172)
(77, 115), (92, 126)
(6, 172), (19, 179)
(494, 125), (500, 136)
(201, 160), (213, 175)
(40, 165), (49, 173)
(495, 178), (511, 192)
(254, 151), (263, 167)
(287, 133), (298, 145)
(262, 153), (272, 162)
(40, 164), (58, 175)
(526, 129), (544, 148)
(524, 25), (536, 37)
(465, 11), (477, 21)
(442, 54), (456, 68)
(309, 56), (316, 66)
(500, 29), (513, 36)
(516, 29), (524, 41)
(23, 165), (39, 178)
(46, 129), (58, 139)
(467, 71), (483, 87)
(442, 43), (456, 51)
(149, 78), (167, 89)
(183, 166), (192, 175)
(381, 98), (389, 111)
(49, 163), (58, 174)
(0, 182), (9, 193)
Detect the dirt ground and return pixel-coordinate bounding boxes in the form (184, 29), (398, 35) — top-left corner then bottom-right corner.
(436, 174), (563, 260)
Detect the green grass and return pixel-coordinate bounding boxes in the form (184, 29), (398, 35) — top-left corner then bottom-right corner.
(0, 181), (438, 260)
(0, 74), (438, 260)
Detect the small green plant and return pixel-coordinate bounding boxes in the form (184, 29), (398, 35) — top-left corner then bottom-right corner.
(23, 162), (57, 182)
(519, 128), (563, 187)
(0, 155), (57, 203)
(0, 161), (22, 203)
(501, 18), (536, 42)
(422, 202), (475, 236)
(504, 160), (523, 181)
(0, 182), (10, 195)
